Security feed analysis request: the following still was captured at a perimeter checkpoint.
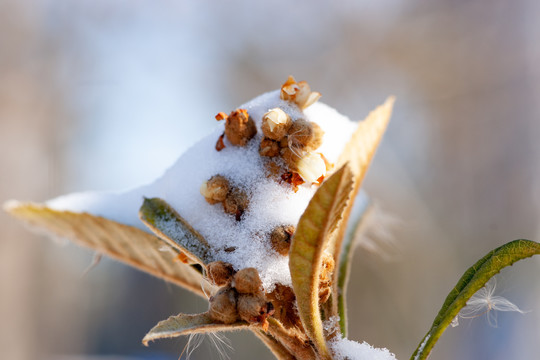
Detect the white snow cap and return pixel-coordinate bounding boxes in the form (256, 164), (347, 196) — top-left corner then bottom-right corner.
(48, 87), (357, 290)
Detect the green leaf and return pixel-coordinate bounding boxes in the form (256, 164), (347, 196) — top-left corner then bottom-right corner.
(142, 312), (247, 346)
(323, 97), (395, 321)
(4, 201), (215, 298)
(411, 239), (540, 360)
(337, 199), (373, 337)
(289, 165), (354, 359)
(139, 197), (211, 266)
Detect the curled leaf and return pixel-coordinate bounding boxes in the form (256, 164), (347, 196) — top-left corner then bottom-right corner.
(411, 239), (540, 360)
(139, 197), (211, 266)
(289, 165), (354, 359)
(142, 312), (247, 346)
(4, 201), (215, 297)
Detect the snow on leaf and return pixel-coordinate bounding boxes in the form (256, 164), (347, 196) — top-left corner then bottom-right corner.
(139, 197), (211, 267)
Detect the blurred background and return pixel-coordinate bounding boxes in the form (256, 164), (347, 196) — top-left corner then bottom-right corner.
(1, 0), (539, 359)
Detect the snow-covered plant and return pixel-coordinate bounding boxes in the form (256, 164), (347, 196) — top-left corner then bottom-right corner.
(5, 77), (540, 360)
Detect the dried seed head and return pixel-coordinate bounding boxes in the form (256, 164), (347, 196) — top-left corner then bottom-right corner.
(237, 293), (272, 324)
(233, 267), (263, 294)
(280, 76), (321, 109)
(223, 188), (249, 220)
(270, 225), (295, 256)
(288, 119), (324, 151)
(200, 175), (230, 204)
(296, 152), (327, 183)
(208, 286), (239, 324)
(261, 108), (292, 141)
(206, 261), (235, 286)
(259, 138), (280, 157)
(224, 109), (257, 146)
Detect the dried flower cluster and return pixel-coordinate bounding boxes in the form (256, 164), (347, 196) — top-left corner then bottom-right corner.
(200, 77), (337, 332)
(207, 264), (274, 329)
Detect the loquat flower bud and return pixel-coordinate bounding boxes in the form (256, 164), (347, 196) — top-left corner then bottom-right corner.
(288, 119), (324, 151)
(237, 293), (274, 324)
(200, 175), (229, 204)
(206, 261), (235, 286)
(233, 267), (263, 294)
(280, 147), (302, 172)
(261, 108), (292, 141)
(279, 76), (321, 109)
(223, 188), (249, 221)
(270, 225), (295, 256)
(208, 286), (239, 324)
(295, 81), (321, 110)
(296, 152), (327, 183)
(259, 138), (280, 157)
(223, 109), (257, 146)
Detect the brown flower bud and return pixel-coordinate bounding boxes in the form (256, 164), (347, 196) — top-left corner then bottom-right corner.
(237, 293), (273, 324)
(208, 286), (239, 324)
(261, 108), (292, 141)
(223, 188), (249, 221)
(280, 76), (321, 109)
(233, 267), (263, 294)
(270, 225), (295, 256)
(280, 147), (302, 172)
(224, 109), (257, 146)
(206, 261), (235, 286)
(259, 138), (280, 157)
(288, 119), (324, 151)
(200, 175), (229, 204)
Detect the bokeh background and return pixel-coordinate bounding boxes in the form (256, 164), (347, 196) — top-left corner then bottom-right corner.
(1, 1), (540, 359)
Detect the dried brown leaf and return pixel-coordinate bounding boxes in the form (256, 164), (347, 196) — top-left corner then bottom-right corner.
(4, 201), (215, 298)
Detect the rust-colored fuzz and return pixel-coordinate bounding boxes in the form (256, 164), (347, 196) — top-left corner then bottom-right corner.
(233, 267), (263, 294)
(206, 261), (235, 286)
(270, 225), (296, 256)
(222, 109), (257, 146)
(208, 286), (239, 324)
(318, 252), (335, 304)
(267, 284), (300, 329)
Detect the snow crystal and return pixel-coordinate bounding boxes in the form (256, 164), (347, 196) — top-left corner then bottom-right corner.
(47, 89), (358, 290)
(329, 336), (397, 360)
